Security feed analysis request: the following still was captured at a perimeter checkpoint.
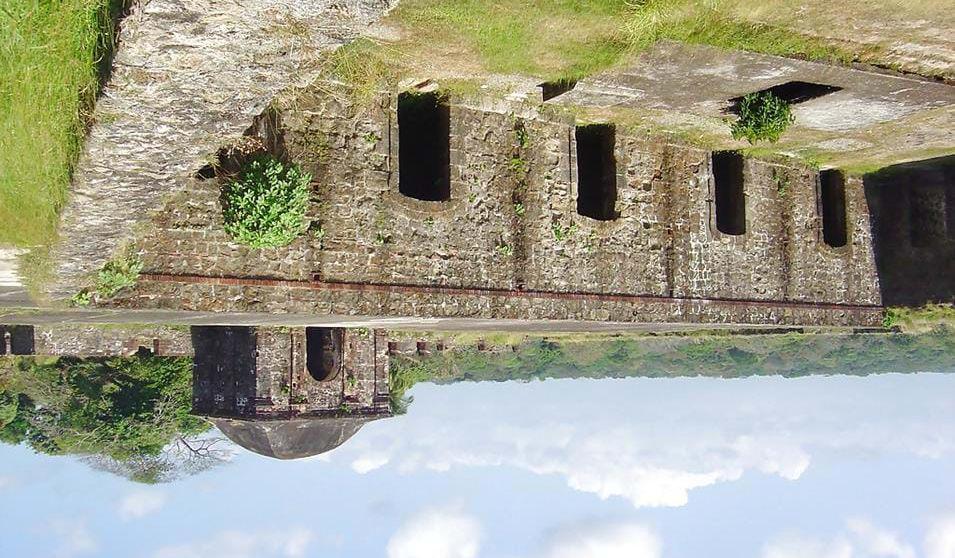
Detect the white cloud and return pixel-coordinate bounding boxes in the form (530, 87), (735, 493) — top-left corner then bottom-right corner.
(118, 489), (167, 520)
(0, 475), (13, 490)
(332, 376), (955, 510)
(762, 534), (853, 558)
(542, 521), (661, 558)
(925, 515), (955, 558)
(387, 505), (482, 558)
(351, 453), (390, 474)
(847, 518), (915, 558)
(152, 527), (313, 558)
(48, 520), (97, 558)
(764, 519), (920, 558)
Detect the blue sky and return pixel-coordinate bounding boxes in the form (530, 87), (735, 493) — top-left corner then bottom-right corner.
(1, 373), (954, 558)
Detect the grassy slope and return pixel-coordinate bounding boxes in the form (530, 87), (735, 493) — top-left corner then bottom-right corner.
(0, 0), (119, 248)
(377, 0), (896, 84)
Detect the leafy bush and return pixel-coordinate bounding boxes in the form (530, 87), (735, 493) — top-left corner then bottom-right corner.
(96, 254), (143, 297)
(71, 253), (143, 305)
(222, 155), (311, 248)
(730, 91), (794, 144)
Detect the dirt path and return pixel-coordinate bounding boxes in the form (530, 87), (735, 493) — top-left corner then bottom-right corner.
(50, 0), (395, 298)
(0, 248), (24, 287)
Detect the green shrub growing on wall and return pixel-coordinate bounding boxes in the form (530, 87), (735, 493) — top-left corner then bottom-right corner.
(72, 252), (143, 305)
(730, 91), (794, 144)
(96, 254), (143, 297)
(222, 155), (311, 248)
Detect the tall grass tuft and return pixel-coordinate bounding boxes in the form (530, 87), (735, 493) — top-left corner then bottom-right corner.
(0, 0), (124, 248)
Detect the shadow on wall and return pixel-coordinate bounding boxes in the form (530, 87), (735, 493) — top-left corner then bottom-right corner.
(864, 155), (955, 306)
(191, 326), (259, 417)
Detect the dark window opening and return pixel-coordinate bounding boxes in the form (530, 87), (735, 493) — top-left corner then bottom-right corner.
(909, 186), (946, 248)
(398, 92), (451, 201)
(863, 155), (955, 306)
(190, 326), (258, 416)
(539, 79), (578, 101)
(305, 327), (343, 382)
(9, 325), (34, 355)
(575, 124), (618, 221)
(728, 81), (842, 113)
(820, 169), (848, 248)
(946, 187), (955, 241)
(712, 151), (746, 235)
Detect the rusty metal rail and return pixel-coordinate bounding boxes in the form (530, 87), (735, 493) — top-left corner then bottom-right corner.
(140, 273), (885, 313)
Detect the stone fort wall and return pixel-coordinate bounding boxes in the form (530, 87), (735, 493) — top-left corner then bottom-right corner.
(119, 83), (883, 326)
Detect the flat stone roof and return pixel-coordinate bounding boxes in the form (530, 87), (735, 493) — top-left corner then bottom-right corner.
(548, 41), (955, 168)
(552, 41), (954, 129)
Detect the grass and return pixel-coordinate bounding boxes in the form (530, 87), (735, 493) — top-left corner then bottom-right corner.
(321, 0), (870, 102)
(378, 0), (870, 86)
(0, 0), (124, 248)
(389, 0), (630, 81)
(883, 305), (955, 334)
(624, 0), (859, 62)
(320, 38), (401, 108)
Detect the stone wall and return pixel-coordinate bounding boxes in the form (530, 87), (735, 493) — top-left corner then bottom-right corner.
(192, 326), (389, 419)
(119, 82), (884, 327)
(115, 278), (883, 327)
(1, 324), (193, 357)
(261, 327), (389, 416)
(49, 0), (397, 297)
(864, 156), (955, 305)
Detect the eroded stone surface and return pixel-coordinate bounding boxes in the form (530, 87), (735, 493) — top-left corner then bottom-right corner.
(50, 0), (396, 297)
(550, 42), (955, 166)
(556, 42), (954, 121)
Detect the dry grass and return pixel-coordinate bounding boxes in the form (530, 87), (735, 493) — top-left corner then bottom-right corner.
(377, 0), (934, 86)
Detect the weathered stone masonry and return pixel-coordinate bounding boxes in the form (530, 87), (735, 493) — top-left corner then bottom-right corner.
(116, 83), (885, 327)
(1, 324), (390, 417)
(192, 326), (390, 420)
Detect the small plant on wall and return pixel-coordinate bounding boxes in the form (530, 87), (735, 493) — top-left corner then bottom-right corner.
(222, 155), (311, 248)
(71, 252), (144, 306)
(730, 91), (794, 144)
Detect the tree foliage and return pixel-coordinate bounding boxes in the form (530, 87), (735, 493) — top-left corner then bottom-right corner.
(0, 355), (230, 482)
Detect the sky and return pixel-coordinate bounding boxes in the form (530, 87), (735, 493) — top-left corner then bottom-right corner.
(1, 372), (954, 558)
